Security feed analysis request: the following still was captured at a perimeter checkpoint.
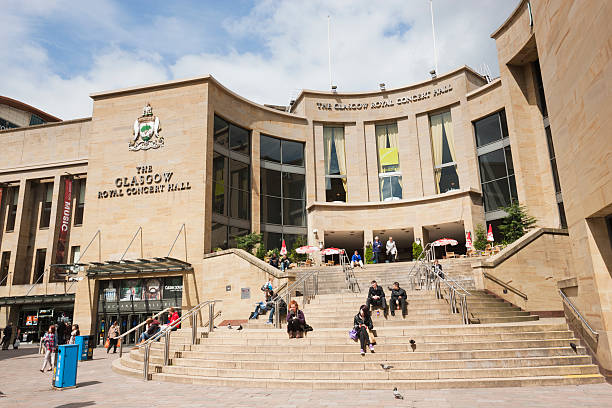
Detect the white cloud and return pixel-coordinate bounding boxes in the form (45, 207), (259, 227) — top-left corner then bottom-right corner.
(0, 0), (519, 120)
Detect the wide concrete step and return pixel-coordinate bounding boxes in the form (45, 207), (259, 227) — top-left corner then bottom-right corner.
(113, 360), (603, 390)
(169, 355), (594, 371)
(476, 316), (540, 324)
(191, 330), (576, 345)
(157, 363), (600, 381)
(175, 346), (588, 362)
(180, 338), (579, 354)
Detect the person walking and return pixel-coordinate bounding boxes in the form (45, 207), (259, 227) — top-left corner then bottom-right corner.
(386, 236), (398, 262)
(69, 324), (80, 344)
(372, 236), (382, 264)
(1, 322), (13, 350)
(107, 321), (120, 353)
(286, 300), (306, 339)
(40, 326), (57, 372)
(389, 282), (408, 317)
(353, 305), (375, 356)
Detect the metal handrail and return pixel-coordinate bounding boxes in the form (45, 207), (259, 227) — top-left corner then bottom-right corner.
(435, 276), (470, 324)
(340, 249), (360, 293)
(273, 267), (319, 328)
(483, 272), (527, 300)
(559, 289), (598, 339)
(140, 299), (222, 380)
(117, 307), (173, 357)
(443, 275), (471, 296)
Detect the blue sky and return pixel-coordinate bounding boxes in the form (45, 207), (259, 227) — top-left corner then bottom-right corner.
(1, 0), (519, 119)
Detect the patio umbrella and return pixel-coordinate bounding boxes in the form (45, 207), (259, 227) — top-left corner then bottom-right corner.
(321, 247), (341, 255)
(295, 245), (319, 254)
(432, 238), (458, 247)
(487, 224), (494, 242)
(280, 239), (287, 256)
(432, 238), (458, 258)
(465, 232), (473, 249)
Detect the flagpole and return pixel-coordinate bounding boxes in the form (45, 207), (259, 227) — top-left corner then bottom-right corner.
(429, 0), (439, 74)
(327, 15), (333, 89)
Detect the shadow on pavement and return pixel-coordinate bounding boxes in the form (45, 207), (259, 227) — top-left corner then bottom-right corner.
(76, 380), (101, 388)
(53, 402), (96, 408)
(0, 348), (39, 361)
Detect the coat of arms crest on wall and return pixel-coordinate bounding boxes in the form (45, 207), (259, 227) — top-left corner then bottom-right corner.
(130, 103), (163, 151)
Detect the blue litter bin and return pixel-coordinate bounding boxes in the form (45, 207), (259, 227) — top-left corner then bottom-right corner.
(74, 335), (93, 361)
(54, 344), (79, 388)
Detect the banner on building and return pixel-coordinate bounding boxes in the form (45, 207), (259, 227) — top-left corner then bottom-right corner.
(55, 178), (73, 266)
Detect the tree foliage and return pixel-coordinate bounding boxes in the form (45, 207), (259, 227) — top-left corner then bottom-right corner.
(473, 224), (488, 250)
(235, 233), (263, 254)
(499, 202), (537, 244)
(412, 242), (423, 260)
(365, 244), (374, 264)
(289, 235), (308, 262)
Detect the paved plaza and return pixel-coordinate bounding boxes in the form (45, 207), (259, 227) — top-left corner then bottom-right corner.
(0, 345), (611, 408)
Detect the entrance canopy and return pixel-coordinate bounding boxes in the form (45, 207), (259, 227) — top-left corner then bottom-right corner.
(51, 257), (192, 278)
(86, 257), (192, 277)
(0, 293), (75, 306)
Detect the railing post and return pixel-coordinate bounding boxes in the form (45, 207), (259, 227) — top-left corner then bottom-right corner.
(275, 301), (281, 329)
(191, 314), (197, 345)
(163, 330), (170, 366)
(119, 336), (123, 357)
(143, 344), (150, 381)
(208, 302), (215, 333)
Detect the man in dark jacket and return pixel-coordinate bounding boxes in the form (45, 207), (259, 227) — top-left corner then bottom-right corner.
(372, 236), (382, 264)
(1, 323), (13, 350)
(365, 280), (387, 316)
(389, 282), (407, 317)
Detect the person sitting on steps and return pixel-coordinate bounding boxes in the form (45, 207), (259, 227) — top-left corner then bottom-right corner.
(389, 282), (407, 317)
(249, 289), (273, 320)
(351, 250), (364, 269)
(354, 304), (375, 355)
(286, 300), (306, 338)
(366, 280), (388, 317)
(433, 259), (444, 279)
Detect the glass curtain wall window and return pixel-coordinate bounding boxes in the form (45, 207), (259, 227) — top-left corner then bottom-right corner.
(39, 183), (53, 229)
(34, 248), (46, 283)
(474, 111), (517, 213)
(260, 134), (307, 251)
(430, 112), (459, 194)
(0, 252), (10, 286)
(323, 127), (347, 202)
(74, 179), (86, 226)
(211, 115), (251, 250)
(6, 186), (19, 232)
(375, 123), (402, 200)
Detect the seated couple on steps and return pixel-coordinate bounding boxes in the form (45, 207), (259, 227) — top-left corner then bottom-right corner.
(366, 280), (407, 318)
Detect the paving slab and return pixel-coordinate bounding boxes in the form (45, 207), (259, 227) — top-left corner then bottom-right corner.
(1, 346), (611, 408)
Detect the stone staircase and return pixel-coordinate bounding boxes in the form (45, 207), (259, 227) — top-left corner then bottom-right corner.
(113, 288), (604, 389)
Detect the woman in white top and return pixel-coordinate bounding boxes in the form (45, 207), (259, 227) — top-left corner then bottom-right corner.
(386, 237), (397, 263)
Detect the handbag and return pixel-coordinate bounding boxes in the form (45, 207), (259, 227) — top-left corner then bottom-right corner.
(304, 324), (313, 332)
(349, 329), (358, 341)
(104, 338), (110, 348)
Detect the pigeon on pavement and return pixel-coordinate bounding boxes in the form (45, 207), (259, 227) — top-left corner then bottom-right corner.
(393, 387), (404, 399)
(237, 325), (243, 331)
(380, 363), (394, 370)
(570, 342), (578, 353)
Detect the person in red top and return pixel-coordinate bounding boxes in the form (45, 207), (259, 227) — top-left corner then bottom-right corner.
(168, 307), (180, 331)
(40, 326), (57, 372)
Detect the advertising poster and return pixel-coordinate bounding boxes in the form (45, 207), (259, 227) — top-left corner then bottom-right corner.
(26, 315), (38, 326)
(145, 278), (162, 300)
(120, 279), (142, 301)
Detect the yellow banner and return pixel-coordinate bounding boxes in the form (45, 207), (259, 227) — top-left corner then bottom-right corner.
(379, 147), (399, 167)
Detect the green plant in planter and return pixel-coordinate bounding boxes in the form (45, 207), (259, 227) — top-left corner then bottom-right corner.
(412, 242), (423, 260)
(289, 235), (308, 262)
(365, 244), (374, 264)
(473, 224), (488, 251)
(235, 233), (263, 255)
(499, 202), (537, 244)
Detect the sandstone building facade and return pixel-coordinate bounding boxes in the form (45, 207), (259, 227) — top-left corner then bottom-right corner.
(0, 0), (610, 372)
